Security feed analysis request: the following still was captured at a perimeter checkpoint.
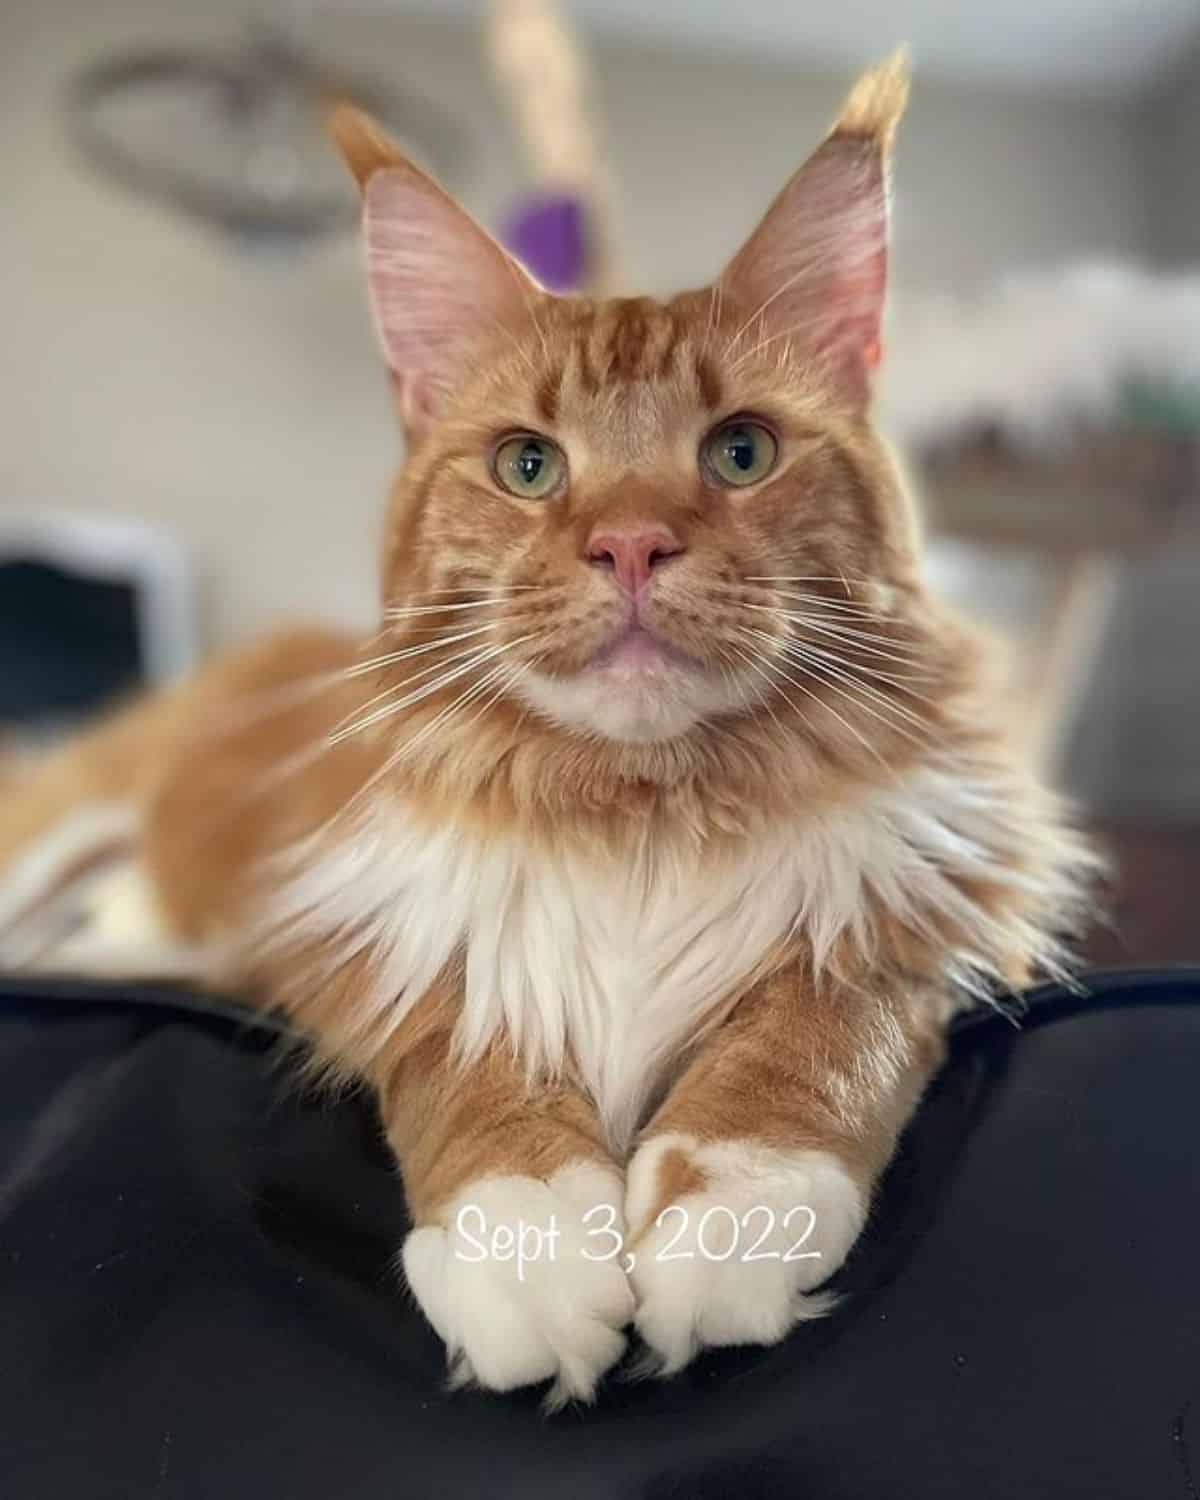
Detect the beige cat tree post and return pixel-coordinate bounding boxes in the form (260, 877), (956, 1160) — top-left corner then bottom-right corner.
(486, 0), (623, 294)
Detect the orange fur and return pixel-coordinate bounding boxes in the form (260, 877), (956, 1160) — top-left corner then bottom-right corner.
(0, 55), (1096, 1398)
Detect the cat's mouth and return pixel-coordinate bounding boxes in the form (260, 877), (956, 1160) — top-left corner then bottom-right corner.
(515, 605), (743, 743)
(584, 621), (703, 676)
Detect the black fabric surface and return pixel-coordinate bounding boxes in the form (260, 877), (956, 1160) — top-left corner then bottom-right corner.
(1, 970), (1198, 1499)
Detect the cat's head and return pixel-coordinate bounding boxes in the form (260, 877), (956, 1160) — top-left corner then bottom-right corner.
(334, 54), (952, 763)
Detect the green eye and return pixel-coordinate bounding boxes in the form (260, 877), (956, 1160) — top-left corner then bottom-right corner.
(492, 434), (566, 499)
(704, 420), (778, 488)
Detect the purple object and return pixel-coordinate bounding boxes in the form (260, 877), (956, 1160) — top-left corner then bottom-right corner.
(503, 193), (587, 291)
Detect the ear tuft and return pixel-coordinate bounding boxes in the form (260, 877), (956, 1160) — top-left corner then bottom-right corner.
(832, 47), (911, 151)
(714, 49), (912, 404)
(329, 104), (408, 193)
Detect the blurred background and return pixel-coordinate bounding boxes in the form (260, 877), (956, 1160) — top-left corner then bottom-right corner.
(2, 0), (1198, 963)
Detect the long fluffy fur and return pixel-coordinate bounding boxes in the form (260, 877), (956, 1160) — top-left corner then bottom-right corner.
(0, 54), (1099, 1400)
(262, 745), (1090, 1149)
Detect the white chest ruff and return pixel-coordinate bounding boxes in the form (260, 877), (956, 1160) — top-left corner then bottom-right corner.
(266, 760), (1062, 1147)
(272, 816), (815, 1145)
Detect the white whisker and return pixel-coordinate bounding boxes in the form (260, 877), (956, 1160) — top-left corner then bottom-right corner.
(722, 255), (834, 359)
(384, 598), (513, 619)
(781, 637), (936, 693)
(746, 575), (870, 587)
(333, 636), (510, 737)
(710, 582), (879, 620)
(348, 624), (498, 677)
(457, 657), (534, 741)
(407, 584), (544, 596)
(698, 280), (724, 365)
(187, 670), (356, 744)
(759, 607), (924, 659)
(741, 605), (922, 665)
(736, 637), (889, 769)
(329, 634), (535, 746)
(480, 311), (541, 378)
(746, 629), (929, 745)
(781, 616), (927, 668)
(769, 591), (882, 620)
(775, 640), (931, 737)
(342, 646), (538, 820)
(727, 323), (827, 375)
(721, 643), (789, 739)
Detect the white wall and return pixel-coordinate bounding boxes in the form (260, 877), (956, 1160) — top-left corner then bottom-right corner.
(0, 0), (1153, 650)
(594, 41), (1149, 298)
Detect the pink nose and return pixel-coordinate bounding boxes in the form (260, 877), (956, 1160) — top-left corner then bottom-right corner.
(585, 523), (685, 597)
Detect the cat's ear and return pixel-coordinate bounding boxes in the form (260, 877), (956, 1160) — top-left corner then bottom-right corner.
(717, 50), (909, 403)
(330, 106), (540, 430)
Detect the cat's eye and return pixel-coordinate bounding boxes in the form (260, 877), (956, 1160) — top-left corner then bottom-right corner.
(492, 434), (566, 500)
(703, 420), (778, 488)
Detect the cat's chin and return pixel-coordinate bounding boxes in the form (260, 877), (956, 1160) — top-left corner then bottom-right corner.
(516, 657), (748, 745)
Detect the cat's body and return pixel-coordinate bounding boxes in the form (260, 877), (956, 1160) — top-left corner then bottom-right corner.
(0, 56), (1094, 1403)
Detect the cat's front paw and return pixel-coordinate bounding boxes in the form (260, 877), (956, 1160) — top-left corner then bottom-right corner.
(402, 1162), (634, 1406)
(625, 1135), (867, 1374)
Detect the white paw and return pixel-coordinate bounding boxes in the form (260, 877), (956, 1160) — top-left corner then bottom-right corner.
(625, 1135), (867, 1373)
(402, 1162), (634, 1406)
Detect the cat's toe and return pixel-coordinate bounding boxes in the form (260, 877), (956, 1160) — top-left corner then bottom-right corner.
(625, 1134), (866, 1373)
(402, 1162), (633, 1405)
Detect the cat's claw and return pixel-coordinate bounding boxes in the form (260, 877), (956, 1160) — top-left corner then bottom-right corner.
(402, 1162), (633, 1407)
(624, 1135), (866, 1373)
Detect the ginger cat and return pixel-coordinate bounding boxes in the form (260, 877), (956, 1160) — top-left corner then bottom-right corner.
(0, 55), (1093, 1405)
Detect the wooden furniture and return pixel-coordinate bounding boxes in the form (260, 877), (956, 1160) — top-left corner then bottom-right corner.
(915, 427), (1200, 774)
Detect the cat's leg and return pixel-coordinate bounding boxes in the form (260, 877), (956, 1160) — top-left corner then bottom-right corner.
(624, 966), (948, 1372)
(374, 1016), (634, 1406)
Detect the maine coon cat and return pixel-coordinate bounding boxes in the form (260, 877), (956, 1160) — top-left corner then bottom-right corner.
(0, 54), (1093, 1405)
